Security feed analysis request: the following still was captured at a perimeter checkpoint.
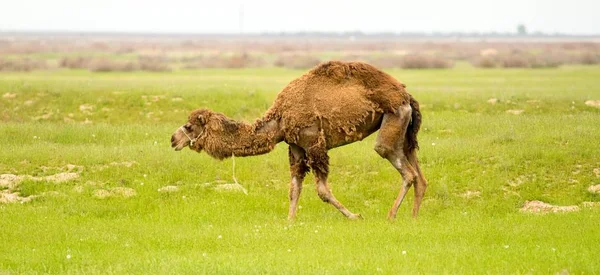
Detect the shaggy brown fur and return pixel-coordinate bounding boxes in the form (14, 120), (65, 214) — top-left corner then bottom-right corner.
(172, 61), (428, 220)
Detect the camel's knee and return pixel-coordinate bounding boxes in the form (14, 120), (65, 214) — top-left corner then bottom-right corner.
(401, 170), (418, 188)
(415, 178), (428, 196)
(316, 184), (330, 203)
(374, 143), (394, 159)
(288, 177), (302, 200)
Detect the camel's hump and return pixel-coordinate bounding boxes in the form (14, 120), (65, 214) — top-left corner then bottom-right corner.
(264, 61), (412, 135)
(308, 61), (406, 90)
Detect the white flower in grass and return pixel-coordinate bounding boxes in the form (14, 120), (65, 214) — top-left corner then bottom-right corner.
(402, 251), (407, 255)
(504, 245), (509, 249)
(66, 254), (72, 259)
(217, 235), (222, 239)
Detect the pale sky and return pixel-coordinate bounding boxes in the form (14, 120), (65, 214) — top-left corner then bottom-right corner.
(0, 0), (598, 35)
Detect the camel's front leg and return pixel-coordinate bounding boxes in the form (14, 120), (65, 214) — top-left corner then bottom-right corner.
(314, 171), (362, 219)
(307, 147), (361, 219)
(288, 145), (309, 220)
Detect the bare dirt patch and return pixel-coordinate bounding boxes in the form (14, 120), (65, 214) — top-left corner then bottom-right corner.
(593, 168), (600, 178)
(520, 200), (580, 214)
(93, 161), (137, 171)
(93, 187), (136, 199)
(2, 92), (16, 99)
(33, 111), (54, 121)
(588, 184), (600, 194)
(506, 109), (524, 115)
(214, 183), (248, 194)
(0, 174), (24, 189)
(0, 165), (83, 204)
(79, 104), (95, 113)
(487, 98), (498, 104)
(584, 100), (600, 108)
(0, 190), (35, 204)
(458, 190), (481, 199)
(158, 185), (179, 193)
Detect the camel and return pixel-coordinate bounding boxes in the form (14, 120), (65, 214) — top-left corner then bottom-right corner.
(171, 61), (428, 220)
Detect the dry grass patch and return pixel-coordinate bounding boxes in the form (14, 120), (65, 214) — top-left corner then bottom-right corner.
(584, 100), (600, 108)
(93, 187), (137, 199)
(88, 58), (136, 72)
(400, 54), (453, 69)
(0, 58), (47, 71)
(274, 54), (321, 69)
(520, 200), (580, 214)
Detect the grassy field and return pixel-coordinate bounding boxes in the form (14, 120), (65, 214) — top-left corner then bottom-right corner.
(1, 65), (600, 274)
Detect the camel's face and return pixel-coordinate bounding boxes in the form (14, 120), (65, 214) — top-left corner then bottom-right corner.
(172, 110), (211, 151)
(171, 119), (205, 152)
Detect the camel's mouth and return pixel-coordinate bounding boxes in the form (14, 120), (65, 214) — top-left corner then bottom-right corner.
(171, 130), (191, 151)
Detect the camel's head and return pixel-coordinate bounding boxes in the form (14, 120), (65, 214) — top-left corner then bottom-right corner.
(171, 109), (211, 152)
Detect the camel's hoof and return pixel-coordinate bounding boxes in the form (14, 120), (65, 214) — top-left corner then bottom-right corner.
(348, 213), (363, 220)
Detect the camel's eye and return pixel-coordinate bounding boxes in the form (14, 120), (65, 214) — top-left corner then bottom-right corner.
(184, 124), (192, 131)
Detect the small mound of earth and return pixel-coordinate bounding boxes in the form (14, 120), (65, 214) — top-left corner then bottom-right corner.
(1, 174), (24, 189)
(1, 171), (80, 187)
(506, 109), (524, 115)
(93, 187), (136, 199)
(157, 185), (179, 193)
(584, 100), (600, 108)
(0, 190), (35, 204)
(79, 104), (95, 113)
(214, 183), (248, 194)
(458, 190), (481, 199)
(487, 98), (498, 104)
(593, 168), (600, 178)
(588, 184), (600, 194)
(520, 200), (579, 214)
(2, 92), (16, 99)
(93, 161), (137, 171)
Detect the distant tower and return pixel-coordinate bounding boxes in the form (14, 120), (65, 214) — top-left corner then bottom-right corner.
(517, 24), (527, 36)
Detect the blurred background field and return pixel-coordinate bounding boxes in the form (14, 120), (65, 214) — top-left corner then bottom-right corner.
(1, 58), (600, 273)
(1, 33), (600, 73)
(2, 1), (600, 273)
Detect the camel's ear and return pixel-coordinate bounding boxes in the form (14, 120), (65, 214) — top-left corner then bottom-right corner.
(197, 114), (206, 125)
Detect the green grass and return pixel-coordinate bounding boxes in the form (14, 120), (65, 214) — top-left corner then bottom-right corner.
(1, 66), (600, 274)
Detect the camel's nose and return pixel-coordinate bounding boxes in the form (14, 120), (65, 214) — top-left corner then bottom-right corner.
(170, 135), (176, 147)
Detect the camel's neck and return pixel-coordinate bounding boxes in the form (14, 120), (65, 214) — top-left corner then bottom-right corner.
(202, 114), (282, 160)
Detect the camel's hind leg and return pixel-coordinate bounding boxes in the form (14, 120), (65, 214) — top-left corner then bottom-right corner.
(307, 145), (362, 219)
(288, 144), (309, 220)
(374, 104), (421, 219)
(407, 150), (427, 217)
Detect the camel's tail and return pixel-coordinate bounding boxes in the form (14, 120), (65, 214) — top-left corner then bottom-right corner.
(404, 96), (421, 154)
